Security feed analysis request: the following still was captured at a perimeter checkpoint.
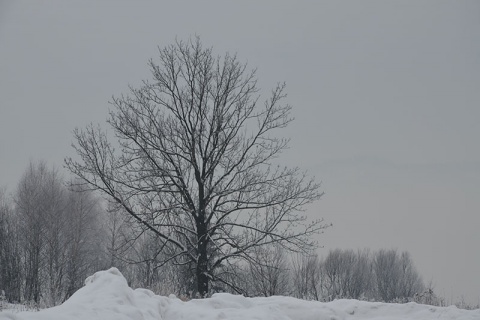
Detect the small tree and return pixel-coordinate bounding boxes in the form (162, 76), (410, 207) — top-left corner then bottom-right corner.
(247, 244), (290, 297)
(414, 283), (445, 307)
(66, 37), (326, 296)
(373, 249), (424, 302)
(347, 249), (371, 300)
(322, 249), (372, 300)
(321, 249), (344, 300)
(291, 253), (321, 300)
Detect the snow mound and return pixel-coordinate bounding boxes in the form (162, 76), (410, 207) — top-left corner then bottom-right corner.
(1, 268), (479, 320)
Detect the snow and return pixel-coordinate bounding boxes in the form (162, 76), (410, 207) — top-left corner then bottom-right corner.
(1, 268), (478, 320)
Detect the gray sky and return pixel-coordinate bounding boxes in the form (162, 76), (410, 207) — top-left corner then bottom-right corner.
(1, 0), (479, 305)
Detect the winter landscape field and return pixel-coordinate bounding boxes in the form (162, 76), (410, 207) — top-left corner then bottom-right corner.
(1, 268), (479, 320)
(1, 2), (479, 318)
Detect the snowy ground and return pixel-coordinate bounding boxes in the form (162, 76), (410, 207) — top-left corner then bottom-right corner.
(1, 268), (478, 320)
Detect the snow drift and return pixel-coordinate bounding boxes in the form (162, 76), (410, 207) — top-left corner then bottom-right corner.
(1, 268), (478, 320)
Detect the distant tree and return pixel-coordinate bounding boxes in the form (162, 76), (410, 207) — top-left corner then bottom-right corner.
(397, 251), (424, 299)
(246, 244), (290, 297)
(66, 37), (326, 296)
(346, 249), (371, 300)
(319, 249), (372, 300)
(321, 249), (344, 300)
(13, 162), (106, 306)
(103, 200), (134, 271)
(373, 249), (424, 302)
(63, 182), (106, 299)
(41, 167), (69, 306)
(0, 188), (22, 302)
(291, 253), (321, 300)
(15, 161), (51, 303)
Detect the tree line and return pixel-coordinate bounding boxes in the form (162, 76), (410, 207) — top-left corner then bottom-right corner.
(1, 163), (435, 306)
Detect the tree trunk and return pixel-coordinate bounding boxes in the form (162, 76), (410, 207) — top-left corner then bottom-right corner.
(196, 220), (209, 297)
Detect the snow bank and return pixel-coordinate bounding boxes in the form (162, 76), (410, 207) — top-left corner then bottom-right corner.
(0, 268), (168, 320)
(1, 268), (479, 320)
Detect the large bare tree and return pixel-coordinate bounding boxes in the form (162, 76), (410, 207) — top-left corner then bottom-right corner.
(66, 37), (326, 296)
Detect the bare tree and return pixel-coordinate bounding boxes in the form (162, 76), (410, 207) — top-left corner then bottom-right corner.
(66, 37), (326, 296)
(397, 251), (424, 299)
(373, 249), (424, 302)
(321, 249), (344, 300)
(15, 161), (50, 303)
(103, 201), (131, 269)
(41, 167), (69, 306)
(14, 162), (73, 306)
(63, 182), (106, 299)
(313, 249), (373, 301)
(347, 249), (371, 300)
(0, 188), (22, 302)
(246, 244), (290, 297)
(291, 253), (321, 300)
(12, 162), (107, 306)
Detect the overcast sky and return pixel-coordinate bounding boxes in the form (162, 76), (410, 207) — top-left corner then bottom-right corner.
(1, 0), (479, 305)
